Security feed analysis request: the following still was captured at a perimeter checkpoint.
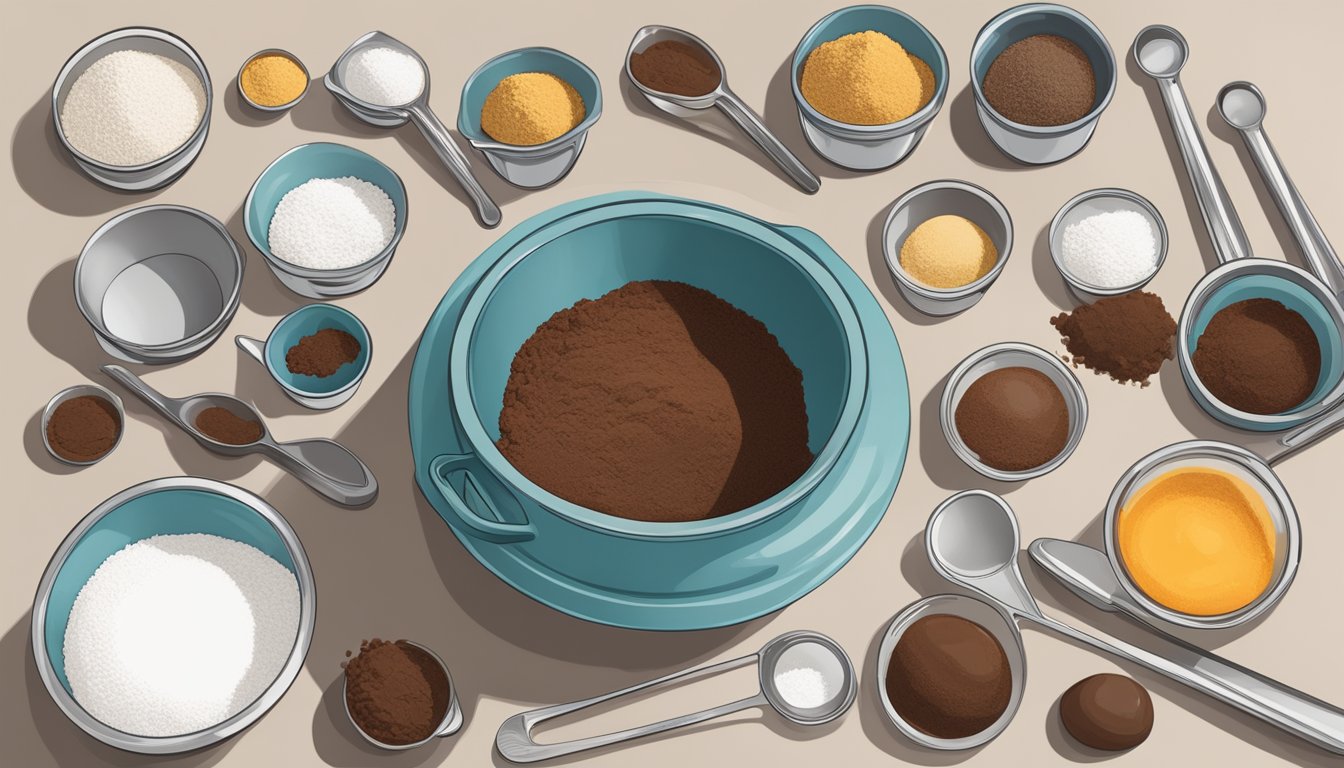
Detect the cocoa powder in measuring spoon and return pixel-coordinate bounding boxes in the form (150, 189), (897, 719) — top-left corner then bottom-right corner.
(629, 40), (721, 96)
(195, 406), (263, 445)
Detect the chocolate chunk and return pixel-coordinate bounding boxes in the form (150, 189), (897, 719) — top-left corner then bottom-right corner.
(1060, 673), (1153, 750)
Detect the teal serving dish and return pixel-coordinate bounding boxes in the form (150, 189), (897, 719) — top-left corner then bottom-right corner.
(244, 142), (408, 297)
(409, 192), (909, 630)
(30, 477), (315, 754)
(458, 47), (602, 188)
(236, 303), (372, 410)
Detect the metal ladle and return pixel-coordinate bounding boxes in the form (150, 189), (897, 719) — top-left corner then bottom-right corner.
(926, 490), (1344, 755)
(325, 31), (501, 228)
(103, 365), (378, 507)
(623, 26), (820, 194)
(495, 630), (855, 763)
(1215, 81), (1344, 299)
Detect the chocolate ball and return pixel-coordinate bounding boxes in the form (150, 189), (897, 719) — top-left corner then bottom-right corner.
(1060, 673), (1153, 750)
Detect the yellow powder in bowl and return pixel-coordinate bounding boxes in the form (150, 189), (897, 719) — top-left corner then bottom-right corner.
(1118, 466), (1276, 616)
(899, 215), (997, 289)
(481, 72), (585, 146)
(240, 53), (308, 108)
(800, 30), (936, 125)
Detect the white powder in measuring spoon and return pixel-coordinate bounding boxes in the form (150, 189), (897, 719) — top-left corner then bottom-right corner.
(268, 177), (396, 270)
(774, 666), (832, 710)
(1060, 209), (1158, 289)
(344, 46), (425, 106)
(60, 50), (205, 166)
(63, 533), (300, 736)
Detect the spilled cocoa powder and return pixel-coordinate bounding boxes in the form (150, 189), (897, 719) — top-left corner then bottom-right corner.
(1051, 291), (1176, 385)
(497, 280), (812, 523)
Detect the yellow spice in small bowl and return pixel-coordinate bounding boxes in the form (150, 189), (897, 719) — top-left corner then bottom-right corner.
(801, 30), (936, 125)
(899, 215), (997, 289)
(240, 52), (308, 108)
(481, 72), (585, 146)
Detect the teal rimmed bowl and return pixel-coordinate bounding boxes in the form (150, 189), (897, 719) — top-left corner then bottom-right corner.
(457, 47), (602, 188)
(244, 142), (408, 298)
(235, 303), (372, 410)
(30, 477), (315, 754)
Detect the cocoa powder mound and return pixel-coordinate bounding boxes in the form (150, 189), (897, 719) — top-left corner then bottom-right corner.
(1191, 298), (1321, 414)
(497, 280), (812, 523)
(46, 395), (121, 462)
(982, 34), (1096, 126)
(1050, 291), (1176, 385)
(629, 41), (721, 96)
(286, 328), (361, 378)
(343, 639), (450, 746)
(194, 406), (263, 445)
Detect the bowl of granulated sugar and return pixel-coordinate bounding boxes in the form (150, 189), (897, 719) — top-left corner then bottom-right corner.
(245, 142), (408, 298)
(1049, 188), (1167, 302)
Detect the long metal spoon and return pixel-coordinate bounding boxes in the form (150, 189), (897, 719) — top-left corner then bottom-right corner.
(1216, 81), (1344, 298)
(495, 630), (855, 763)
(624, 26), (820, 194)
(103, 365), (378, 507)
(325, 31), (502, 228)
(926, 490), (1344, 755)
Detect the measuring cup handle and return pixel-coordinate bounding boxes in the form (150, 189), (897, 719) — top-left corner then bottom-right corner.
(495, 654), (764, 763)
(263, 438), (378, 507)
(1273, 401), (1344, 463)
(235, 335), (267, 368)
(406, 102), (502, 228)
(714, 90), (820, 194)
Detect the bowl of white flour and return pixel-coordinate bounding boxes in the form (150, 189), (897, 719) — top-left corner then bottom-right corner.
(30, 477), (315, 754)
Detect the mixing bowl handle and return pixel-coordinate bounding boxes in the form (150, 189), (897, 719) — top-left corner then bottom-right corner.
(430, 453), (535, 543)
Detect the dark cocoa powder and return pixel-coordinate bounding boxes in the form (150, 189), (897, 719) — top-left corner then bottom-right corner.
(629, 40), (721, 96)
(955, 367), (1069, 471)
(982, 34), (1095, 126)
(195, 406), (263, 445)
(1051, 291), (1176, 385)
(286, 328), (361, 378)
(1192, 298), (1321, 414)
(886, 614), (1013, 740)
(46, 395), (121, 462)
(497, 280), (812, 523)
(343, 639), (450, 746)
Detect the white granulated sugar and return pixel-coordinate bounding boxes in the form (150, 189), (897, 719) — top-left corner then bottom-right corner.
(774, 666), (831, 710)
(345, 46), (425, 106)
(60, 50), (205, 166)
(268, 177), (397, 270)
(1060, 209), (1158, 289)
(63, 533), (300, 737)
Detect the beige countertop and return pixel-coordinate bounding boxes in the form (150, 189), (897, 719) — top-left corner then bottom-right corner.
(4, 1), (1342, 765)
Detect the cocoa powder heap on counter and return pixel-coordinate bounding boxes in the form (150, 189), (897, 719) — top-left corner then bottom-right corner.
(1050, 291), (1176, 385)
(497, 280), (813, 523)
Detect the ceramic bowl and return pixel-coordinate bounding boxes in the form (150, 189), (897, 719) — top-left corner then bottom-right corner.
(235, 303), (372, 410)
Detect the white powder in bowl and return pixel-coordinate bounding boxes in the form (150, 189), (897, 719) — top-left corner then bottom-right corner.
(268, 177), (397, 270)
(774, 666), (832, 710)
(344, 46), (424, 106)
(62, 533), (300, 737)
(60, 49), (205, 166)
(1060, 208), (1158, 289)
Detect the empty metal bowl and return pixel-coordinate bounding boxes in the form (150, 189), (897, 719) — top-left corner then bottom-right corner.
(244, 142), (408, 298)
(52, 27), (212, 191)
(30, 477), (316, 754)
(940, 341), (1088, 481)
(236, 48), (309, 112)
(457, 47), (602, 188)
(343, 640), (463, 749)
(883, 179), (1013, 316)
(1049, 188), (1168, 302)
(970, 4), (1116, 165)
(41, 384), (125, 466)
(791, 5), (948, 170)
(75, 205), (243, 364)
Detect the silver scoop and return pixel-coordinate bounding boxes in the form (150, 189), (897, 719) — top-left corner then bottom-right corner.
(495, 630), (855, 763)
(103, 365), (378, 507)
(1216, 81), (1344, 299)
(623, 26), (820, 194)
(927, 490), (1344, 756)
(325, 31), (501, 228)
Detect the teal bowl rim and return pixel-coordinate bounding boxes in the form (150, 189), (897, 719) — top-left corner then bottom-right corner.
(243, 141), (408, 280)
(29, 476), (316, 754)
(448, 196), (869, 540)
(264, 303), (372, 398)
(791, 5), (949, 134)
(969, 2), (1117, 136)
(456, 46), (603, 153)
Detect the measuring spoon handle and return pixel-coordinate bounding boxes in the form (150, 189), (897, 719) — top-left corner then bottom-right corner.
(714, 90), (820, 194)
(496, 654), (764, 763)
(1024, 611), (1344, 754)
(261, 438), (378, 507)
(101, 364), (188, 428)
(406, 102), (502, 228)
(1152, 76), (1251, 264)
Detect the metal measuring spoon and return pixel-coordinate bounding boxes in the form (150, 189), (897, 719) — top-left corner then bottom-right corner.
(325, 31), (502, 228)
(624, 26), (820, 194)
(103, 365), (378, 507)
(495, 630), (855, 763)
(1216, 81), (1344, 299)
(927, 490), (1344, 755)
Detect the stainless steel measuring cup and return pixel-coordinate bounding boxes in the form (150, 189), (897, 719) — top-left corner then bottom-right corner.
(1215, 81), (1344, 299)
(623, 26), (820, 194)
(926, 489), (1344, 755)
(1133, 26), (1344, 431)
(325, 31), (501, 228)
(344, 640), (462, 749)
(495, 630), (855, 763)
(102, 365), (378, 507)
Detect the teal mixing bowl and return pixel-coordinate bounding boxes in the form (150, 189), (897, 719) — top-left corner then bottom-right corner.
(30, 477), (315, 754)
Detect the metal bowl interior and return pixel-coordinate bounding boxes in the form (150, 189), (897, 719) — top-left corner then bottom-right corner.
(41, 385), (125, 466)
(876, 593), (1026, 750)
(940, 342), (1088, 482)
(1102, 440), (1300, 630)
(30, 477), (315, 754)
(1049, 188), (1168, 299)
(884, 179), (1013, 304)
